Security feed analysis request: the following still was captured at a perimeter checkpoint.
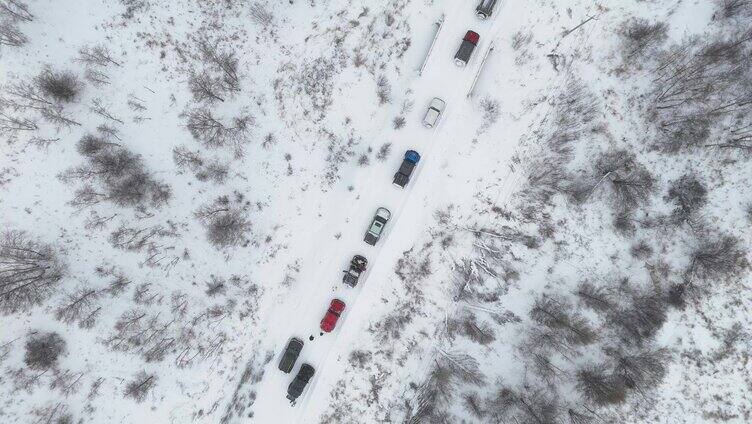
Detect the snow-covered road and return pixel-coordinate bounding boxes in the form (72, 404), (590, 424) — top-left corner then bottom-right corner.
(249, 1), (511, 422)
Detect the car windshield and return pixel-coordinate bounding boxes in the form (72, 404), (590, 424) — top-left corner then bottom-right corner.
(369, 221), (383, 234)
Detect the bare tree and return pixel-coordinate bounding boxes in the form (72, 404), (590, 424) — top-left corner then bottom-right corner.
(249, 2), (274, 27)
(77, 44), (121, 67)
(34, 69), (82, 103)
(0, 0), (33, 22)
(0, 20), (27, 46)
(24, 331), (66, 370)
(124, 371), (157, 402)
(194, 194), (252, 248)
(609, 287), (667, 344)
(188, 71), (225, 103)
(185, 108), (253, 151)
(619, 18), (668, 61)
(665, 173), (707, 224)
(0, 230), (66, 313)
(574, 281), (614, 313)
(60, 133), (172, 209)
(55, 285), (102, 328)
(196, 39), (241, 92)
(530, 294), (597, 346)
(576, 364), (627, 406)
(50, 368), (86, 396)
(715, 0), (752, 19)
(580, 150), (654, 211)
(485, 385), (561, 424)
(608, 347), (670, 393)
(30, 402), (72, 424)
(688, 235), (748, 281)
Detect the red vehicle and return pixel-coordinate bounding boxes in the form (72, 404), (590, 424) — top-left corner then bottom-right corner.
(320, 299), (346, 333)
(454, 30), (480, 67)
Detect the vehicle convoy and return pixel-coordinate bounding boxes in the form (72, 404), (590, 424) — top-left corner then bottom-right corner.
(393, 150), (421, 188)
(286, 363), (315, 403)
(278, 337), (304, 373)
(422, 97), (445, 128)
(454, 30), (480, 66)
(364, 207), (392, 245)
(476, 0), (498, 19)
(343, 255), (368, 287)
(320, 299), (346, 333)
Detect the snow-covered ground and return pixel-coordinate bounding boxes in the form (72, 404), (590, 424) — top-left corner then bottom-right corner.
(1, 0), (751, 423)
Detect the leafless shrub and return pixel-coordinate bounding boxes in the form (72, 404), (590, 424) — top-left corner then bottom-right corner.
(376, 75), (391, 105)
(619, 18), (668, 61)
(249, 2), (274, 27)
(0, 230), (66, 313)
(376, 142), (392, 161)
(35, 69), (82, 104)
(630, 240), (654, 259)
(194, 193), (252, 248)
(124, 371), (156, 402)
(392, 116), (405, 129)
(357, 153), (370, 166)
(274, 54), (342, 122)
(479, 97), (500, 132)
(511, 29), (533, 51)
(185, 108), (253, 152)
(688, 235), (748, 281)
(25, 331), (66, 370)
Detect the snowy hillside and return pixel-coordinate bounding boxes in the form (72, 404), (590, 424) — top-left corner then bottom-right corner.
(1, 0), (750, 423)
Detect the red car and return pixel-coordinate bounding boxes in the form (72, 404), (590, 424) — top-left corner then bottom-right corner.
(320, 299), (346, 333)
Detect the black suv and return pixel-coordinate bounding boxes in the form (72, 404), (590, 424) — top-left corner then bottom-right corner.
(343, 255), (367, 287)
(278, 338), (304, 373)
(287, 363), (315, 403)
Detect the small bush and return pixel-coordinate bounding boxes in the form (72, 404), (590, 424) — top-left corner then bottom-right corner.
(124, 371), (157, 402)
(25, 331), (66, 370)
(35, 69), (82, 103)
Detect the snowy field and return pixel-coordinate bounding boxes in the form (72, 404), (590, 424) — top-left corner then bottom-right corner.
(1, 0), (751, 423)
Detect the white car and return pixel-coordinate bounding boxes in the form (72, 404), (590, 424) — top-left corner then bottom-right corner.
(422, 97), (445, 128)
(364, 207), (391, 246)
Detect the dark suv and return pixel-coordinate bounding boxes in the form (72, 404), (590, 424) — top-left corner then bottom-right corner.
(278, 337), (304, 374)
(393, 150), (421, 188)
(287, 363), (315, 403)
